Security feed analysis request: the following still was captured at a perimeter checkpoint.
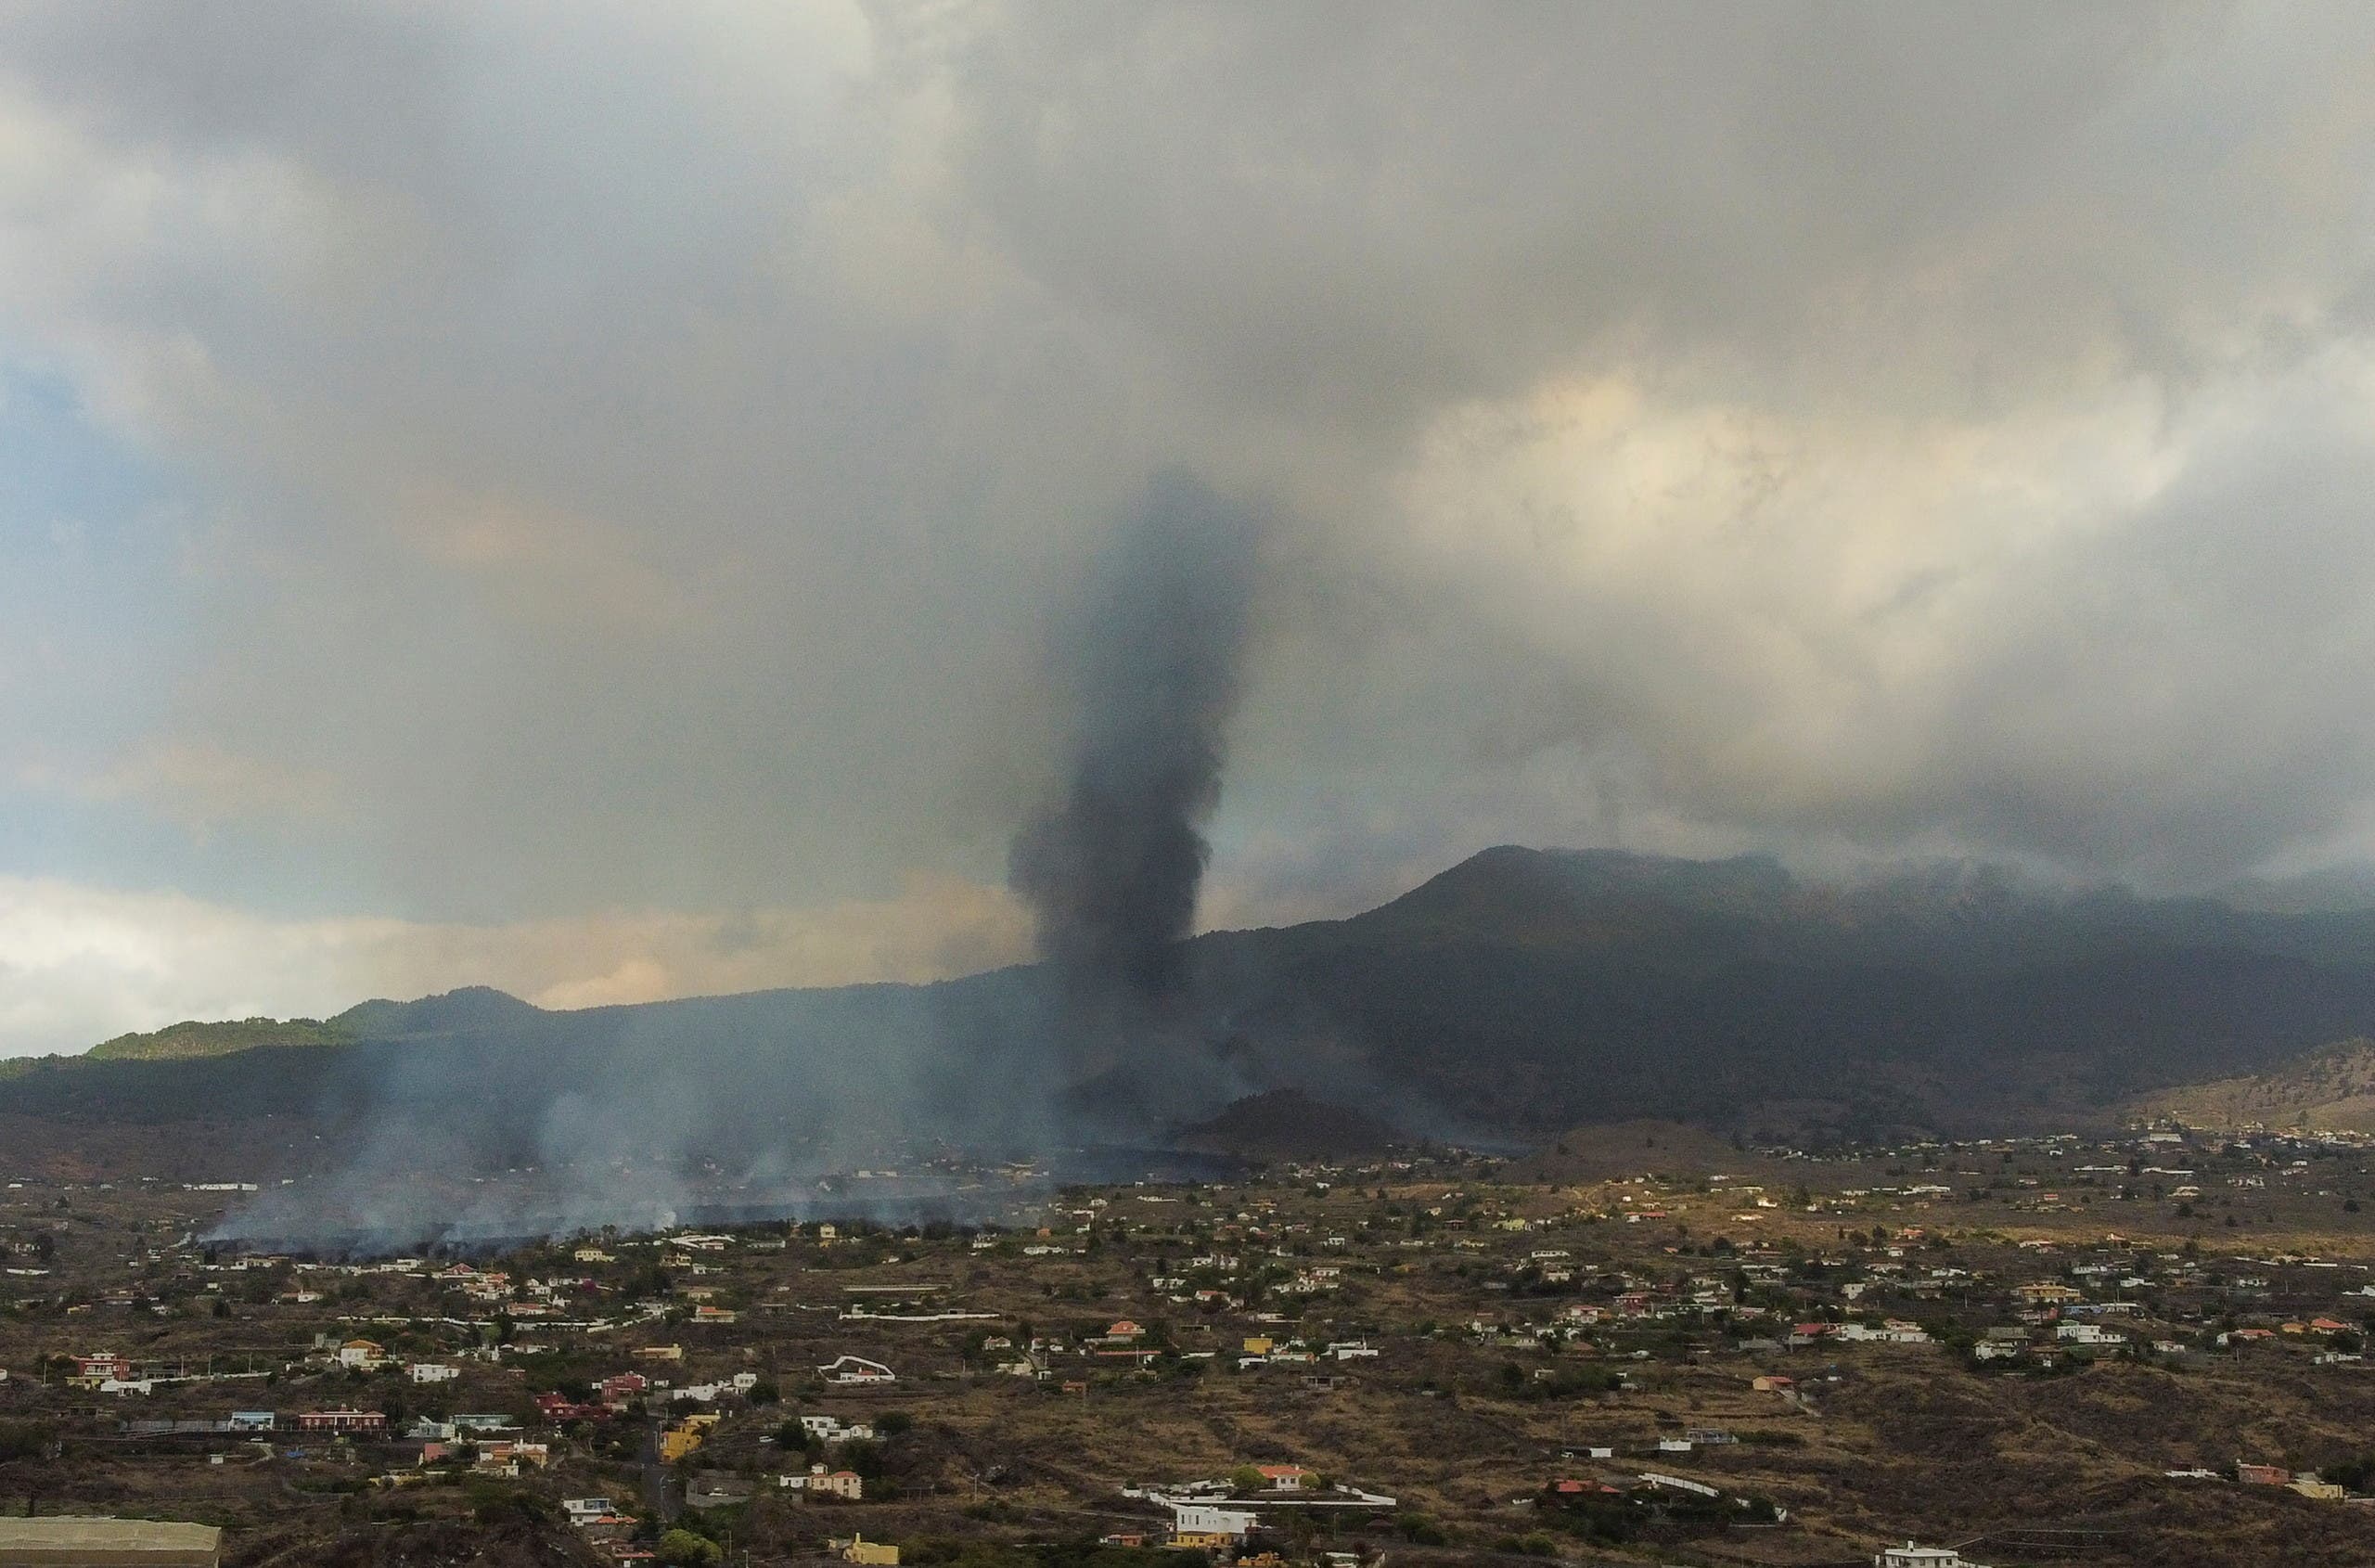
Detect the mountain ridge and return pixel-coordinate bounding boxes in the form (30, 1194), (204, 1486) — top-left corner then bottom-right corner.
(24, 845), (2375, 1151)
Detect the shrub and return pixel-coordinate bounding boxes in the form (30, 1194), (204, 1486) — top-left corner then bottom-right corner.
(469, 1486), (555, 1527)
(0, 1420), (56, 1462)
(657, 1528), (723, 1566)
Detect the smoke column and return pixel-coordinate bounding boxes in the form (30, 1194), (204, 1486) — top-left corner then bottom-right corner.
(1009, 469), (1260, 1028)
(207, 471), (1264, 1250)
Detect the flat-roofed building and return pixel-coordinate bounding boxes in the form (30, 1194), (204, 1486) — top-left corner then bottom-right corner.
(0, 1515), (222, 1567)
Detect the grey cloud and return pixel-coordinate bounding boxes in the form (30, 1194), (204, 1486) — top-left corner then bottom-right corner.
(1931, 383), (2375, 880)
(924, 4), (2258, 426)
(1, 0), (2373, 960)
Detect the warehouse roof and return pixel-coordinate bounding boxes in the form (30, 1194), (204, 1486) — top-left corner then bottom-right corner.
(0, 1516), (221, 1567)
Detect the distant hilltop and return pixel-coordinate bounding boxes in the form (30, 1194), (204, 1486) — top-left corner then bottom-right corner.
(88, 1015), (351, 1062)
(84, 985), (542, 1062)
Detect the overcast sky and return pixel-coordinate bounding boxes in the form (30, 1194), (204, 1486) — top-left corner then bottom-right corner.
(5, 2), (2375, 1054)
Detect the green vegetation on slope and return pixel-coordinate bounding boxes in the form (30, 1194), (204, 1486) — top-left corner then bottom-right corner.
(69, 987), (542, 1067)
(86, 1016), (352, 1061)
(0, 986), (547, 1112)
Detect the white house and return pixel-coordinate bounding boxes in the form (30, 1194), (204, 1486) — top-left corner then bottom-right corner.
(408, 1362), (460, 1383)
(1876, 1547), (1988, 1568)
(817, 1356), (895, 1384)
(807, 1465), (865, 1499)
(1172, 1503), (1258, 1538)
(2056, 1322), (2125, 1346)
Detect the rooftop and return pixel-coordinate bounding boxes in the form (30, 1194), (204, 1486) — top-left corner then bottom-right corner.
(0, 1516), (222, 1567)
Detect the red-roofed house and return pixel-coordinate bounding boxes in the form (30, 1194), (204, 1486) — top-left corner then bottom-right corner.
(1547, 1478), (1620, 1497)
(71, 1353), (133, 1383)
(296, 1407), (388, 1435)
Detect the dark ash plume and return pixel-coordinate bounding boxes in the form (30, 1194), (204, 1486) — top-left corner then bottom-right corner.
(1010, 470), (1261, 1009)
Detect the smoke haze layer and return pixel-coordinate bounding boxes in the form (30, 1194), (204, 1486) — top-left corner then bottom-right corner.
(1009, 470), (1261, 1009)
(212, 475), (1268, 1249)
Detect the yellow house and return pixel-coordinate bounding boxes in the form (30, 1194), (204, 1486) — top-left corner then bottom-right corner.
(843, 1536), (898, 1564)
(1169, 1532), (1232, 1550)
(660, 1412), (721, 1463)
(1241, 1337), (1274, 1356)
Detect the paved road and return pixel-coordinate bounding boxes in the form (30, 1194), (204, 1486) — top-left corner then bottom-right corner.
(637, 1423), (676, 1523)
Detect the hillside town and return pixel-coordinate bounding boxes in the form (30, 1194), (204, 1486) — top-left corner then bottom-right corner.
(6, 1125), (2375, 1565)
